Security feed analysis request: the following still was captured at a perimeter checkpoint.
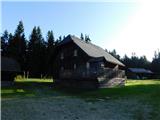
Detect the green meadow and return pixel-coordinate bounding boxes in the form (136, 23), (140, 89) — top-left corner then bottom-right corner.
(1, 79), (160, 120)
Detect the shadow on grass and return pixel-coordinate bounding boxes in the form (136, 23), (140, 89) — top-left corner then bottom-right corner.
(58, 84), (160, 97)
(1, 82), (55, 98)
(1, 81), (160, 101)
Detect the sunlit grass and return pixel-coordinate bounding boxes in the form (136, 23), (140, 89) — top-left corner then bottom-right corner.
(1, 79), (160, 120)
(15, 78), (53, 83)
(16, 89), (25, 93)
(2, 79), (160, 99)
(126, 79), (160, 86)
(2, 89), (24, 94)
(1, 78), (54, 99)
(2, 89), (15, 94)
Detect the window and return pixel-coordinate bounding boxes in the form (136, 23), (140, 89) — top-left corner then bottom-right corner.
(86, 62), (90, 69)
(74, 64), (77, 69)
(61, 66), (64, 71)
(74, 49), (77, 56)
(60, 53), (64, 59)
(100, 63), (104, 67)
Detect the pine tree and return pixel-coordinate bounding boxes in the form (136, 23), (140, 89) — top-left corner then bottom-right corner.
(1, 30), (9, 56)
(63, 35), (65, 40)
(80, 33), (84, 40)
(121, 54), (132, 67)
(55, 35), (62, 45)
(105, 49), (108, 52)
(46, 30), (55, 76)
(58, 36), (62, 42)
(28, 26), (46, 77)
(85, 34), (91, 43)
(7, 33), (13, 55)
(47, 30), (55, 50)
(151, 50), (160, 75)
(139, 56), (150, 69)
(109, 49), (120, 60)
(7, 21), (26, 71)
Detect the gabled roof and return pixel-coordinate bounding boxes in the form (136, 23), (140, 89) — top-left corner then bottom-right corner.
(1, 56), (21, 72)
(59, 35), (125, 66)
(128, 68), (153, 74)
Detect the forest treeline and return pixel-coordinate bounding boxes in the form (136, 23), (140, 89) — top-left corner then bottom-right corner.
(1, 21), (160, 77)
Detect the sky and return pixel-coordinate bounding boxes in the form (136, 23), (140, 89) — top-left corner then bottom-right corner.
(1, 1), (160, 61)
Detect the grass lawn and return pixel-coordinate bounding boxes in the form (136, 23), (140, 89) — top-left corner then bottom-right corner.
(1, 79), (160, 120)
(15, 78), (53, 83)
(126, 79), (160, 86)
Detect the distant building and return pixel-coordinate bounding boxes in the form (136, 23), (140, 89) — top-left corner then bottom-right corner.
(53, 35), (126, 89)
(1, 56), (21, 81)
(127, 68), (153, 79)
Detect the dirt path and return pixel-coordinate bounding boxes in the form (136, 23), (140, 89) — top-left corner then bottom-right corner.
(1, 96), (152, 120)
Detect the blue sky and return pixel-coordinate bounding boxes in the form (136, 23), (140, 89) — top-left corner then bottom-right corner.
(1, 1), (160, 61)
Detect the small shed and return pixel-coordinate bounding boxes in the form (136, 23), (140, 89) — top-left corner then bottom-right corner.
(127, 68), (153, 79)
(1, 56), (21, 81)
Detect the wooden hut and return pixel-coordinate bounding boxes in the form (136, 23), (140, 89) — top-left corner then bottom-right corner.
(127, 68), (153, 79)
(1, 56), (21, 81)
(53, 35), (126, 88)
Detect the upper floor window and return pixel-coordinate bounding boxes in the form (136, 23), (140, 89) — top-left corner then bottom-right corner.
(60, 52), (64, 59)
(74, 49), (77, 56)
(61, 66), (64, 71)
(86, 62), (90, 69)
(100, 63), (104, 68)
(74, 64), (77, 70)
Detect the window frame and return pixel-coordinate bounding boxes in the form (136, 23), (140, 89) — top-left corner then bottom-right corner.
(60, 52), (64, 59)
(74, 49), (78, 56)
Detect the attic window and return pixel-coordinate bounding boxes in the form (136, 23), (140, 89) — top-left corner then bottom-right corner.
(74, 49), (77, 56)
(60, 53), (64, 59)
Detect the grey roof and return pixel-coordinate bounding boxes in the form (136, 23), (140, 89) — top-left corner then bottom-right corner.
(60, 35), (125, 66)
(128, 68), (153, 74)
(1, 57), (21, 72)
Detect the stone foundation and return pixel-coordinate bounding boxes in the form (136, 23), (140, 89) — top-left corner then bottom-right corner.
(55, 77), (126, 89)
(54, 79), (98, 89)
(99, 78), (126, 88)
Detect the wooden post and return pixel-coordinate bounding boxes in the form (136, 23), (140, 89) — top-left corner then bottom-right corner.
(23, 71), (25, 79)
(27, 71), (29, 79)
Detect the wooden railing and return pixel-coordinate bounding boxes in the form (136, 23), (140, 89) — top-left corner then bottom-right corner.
(59, 67), (125, 80)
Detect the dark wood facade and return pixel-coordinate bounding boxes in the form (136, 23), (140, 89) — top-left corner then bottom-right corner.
(53, 35), (126, 88)
(1, 57), (21, 82)
(126, 68), (153, 79)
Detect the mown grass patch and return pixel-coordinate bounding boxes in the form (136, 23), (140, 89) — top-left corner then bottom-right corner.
(58, 79), (160, 98)
(76, 79), (160, 120)
(1, 79), (160, 120)
(126, 79), (160, 86)
(1, 78), (56, 99)
(2, 79), (160, 99)
(15, 78), (53, 83)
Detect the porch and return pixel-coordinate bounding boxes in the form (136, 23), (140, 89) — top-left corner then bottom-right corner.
(59, 67), (125, 80)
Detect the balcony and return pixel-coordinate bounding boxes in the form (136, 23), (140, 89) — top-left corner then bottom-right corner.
(59, 67), (125, 80)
